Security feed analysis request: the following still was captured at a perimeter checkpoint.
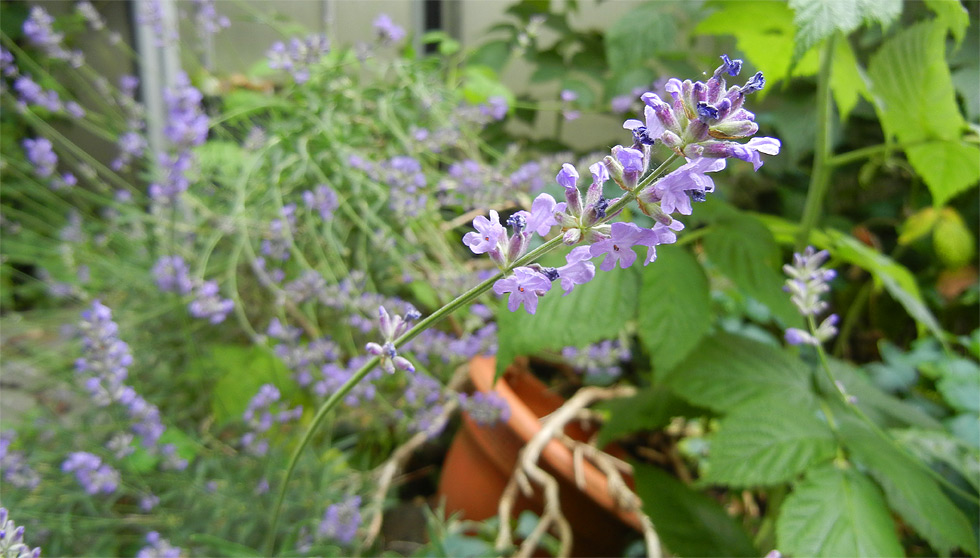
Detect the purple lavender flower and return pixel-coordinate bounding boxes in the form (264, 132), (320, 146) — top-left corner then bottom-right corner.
(0, 508), (42, 558)
(302, 184), (340, 221)
(76, 301), (133, 404)
(0, 431), (40, 490)
(139, 493), (160, 512)
(365, 306), (418, 374)
(62, 452), (120, 495)
(22, 138), (57, 178)
(493, 267), (552, 314)
(459, 391), (511, 426)
(76, 1), (105, 30)
(188, 280), (234, 324)
(266, 34), (330, 84)
(639, 157), (726, 216)
(517, 193), (565, 237)
(562, 339), (630, 381)
(136, 531), (182, 558)
(152, 256), (193, 294)
(137, 0), (178, 46)
(192, 0), (230, 42)
(463, 210), (505, 255)
(611, 94), (634, 114)
(163, 73), (208, 148)
(23, 6), (71, 61)
(240, 383), (302, 456)
(373, 14), (406, 44)
(319, 496), (361, 545)
(636, 220), (684, 265)
(0, 48), (16, 77)
(556, 246), (596, 294)
(783, 247), (839, 345)
(702, 136), (781, 171)
(589, 222), (651, 271)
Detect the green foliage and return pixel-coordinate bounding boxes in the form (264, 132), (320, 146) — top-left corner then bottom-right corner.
(495, 264), (639, 376)
(636, 245), (711, 372)
(703, 402), (836, 487)
(659, 332), (815, 412)
(777, 464), (904, 557)
(604, 3), (676, 75)
(202, 345), (296, 426)
(596, 385), (705, 447)
(866, 19), (980, 206)
(839, 414), (979, 556)
(829, 37), (870, 121)
(925, 0), (972, 46)
(633, 463), (758, 557)
(788, 0), (901, 62)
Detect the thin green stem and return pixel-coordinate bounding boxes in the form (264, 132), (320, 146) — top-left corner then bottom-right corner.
(795, 34), (837, 252)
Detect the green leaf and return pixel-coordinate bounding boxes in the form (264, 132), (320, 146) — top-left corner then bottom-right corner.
(660, 332), (815, 412)
(839, 414), (979, 556)
(827, 229), (945, 340)
(866, 20), (976, 204)
(905, 141), (980, 207)
(830, 37), (870, 121)
(637, 245), (712, 372)
(203, 345), (295, 426)
(188, 534), (263, 557)
(495, 266), (639, 376)
(633, 463), (758, 557)
(605, 3), (676, 74)
(596, 386), (706, 447)
(467, 40), (512, 74)
(777, 464), (904, 557)
(894, 428), (980, 492)
(696, 1), (820, 88)
(701, 207), (802, 327)
(925, 0), (970, 46)
(704, 402), (836, 487)
(529, 49), (566, 83)
(935, 358), (980, 413)
(827, 358), (943, 430)
(461, 65), (515, 107)
(789, 0), (902, 63)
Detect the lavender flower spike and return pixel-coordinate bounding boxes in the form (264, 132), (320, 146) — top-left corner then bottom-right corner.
(493, 267), (553, 314)
(0, 508), (42, 558)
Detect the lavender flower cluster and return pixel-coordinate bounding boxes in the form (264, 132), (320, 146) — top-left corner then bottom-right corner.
(0, 431), (40, 490)
(0, 508), (41, 558)
(459, 391), (511, 427)
(239, 384), (303, 456)
(61, 452), (120, 495)
(464, 55), (780, 315)
(135, 531), (182, 558)
(318, 495), (361, 545)
(562, 339), (631, 381)
(783, 247), (839, 346)
(266, 34), (330, 84)
(149, 73), (208, 202)
(152, 255), (234, 324)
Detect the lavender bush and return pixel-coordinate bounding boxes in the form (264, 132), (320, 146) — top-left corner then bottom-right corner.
(1, 1), (977, 557)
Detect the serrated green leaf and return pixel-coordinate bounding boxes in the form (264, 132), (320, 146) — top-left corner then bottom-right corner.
(605, 3), (676, 74)
(827, 229), (945, 340)
(705, 402), (836, 487)
(637, 245), (711, 372)
(866, 20), (976, 204)
(789, 0), (901, 63)
(633, 463), (758, 557)
(596, 386), (706, 447)
(777, 464), (904, 557)
(495, 266), (639, 376)
(925, 0), (970, 45)
(660, 332), (815, 412)
(696, 1), (820, 88)
(906, 141), (980, 207)
(839, 413), (979, 556)
(825, 357), (943, 430)
(830, 37), (870, 121)
(702, 208), (802, 327)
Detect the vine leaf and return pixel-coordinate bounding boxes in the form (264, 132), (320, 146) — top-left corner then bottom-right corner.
(777, 464), (905, 557)
(637, 245), (711, 373)
(703, 402), (836, 487)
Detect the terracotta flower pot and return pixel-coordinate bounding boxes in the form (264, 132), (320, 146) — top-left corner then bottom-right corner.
(437, 356), (642, 557)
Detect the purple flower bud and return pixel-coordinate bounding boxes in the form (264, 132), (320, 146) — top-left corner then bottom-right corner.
(740, 71), (765, 94)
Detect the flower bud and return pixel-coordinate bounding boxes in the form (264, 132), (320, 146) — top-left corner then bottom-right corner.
(562, 228), (582, 245)
(709, 119), (759, 140)
(603, 154), (626, 190)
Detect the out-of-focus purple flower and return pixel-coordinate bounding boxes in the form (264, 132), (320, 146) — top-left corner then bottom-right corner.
(13, 75), (61, 111)
(136, 531), (182, 558)
(373, 13), (406, 44)
(240, 383), (301, 456)
(783, 247), (839, 345)
(23, 137), (57, 178)
(483, 96), (508, 120)
(267, 34), (330, 84)
(76, 1), (105, 30)
(459, 391), (510, 426)
(562, 339), (630, 382)
(303, 184), (340, 221)
(0, 48), (16, 77)
(188, 280), (234, 324)
(493, 267), (552, 314)
(556, 246), (595, 294)
(611, 94), (633, 114)
(0, 507), (42, 558)
(139, 493), (160, 512)
(76, 301), (133, 405)
(163, 73), (208, 148)
(639, 157), (726, 216)
(24, 6), (73, 62)
(137, 0), (178, 46)
(152, 255), (194, 294)
(319, 496), (361, 545)
(62, 452), (120, 495)
(192, 0), (230, 42)
(589, 222), (650, 271)
(0, 431), (40, 491)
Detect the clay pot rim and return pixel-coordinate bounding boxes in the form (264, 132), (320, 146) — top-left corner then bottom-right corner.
(467, 355), (642, 532)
